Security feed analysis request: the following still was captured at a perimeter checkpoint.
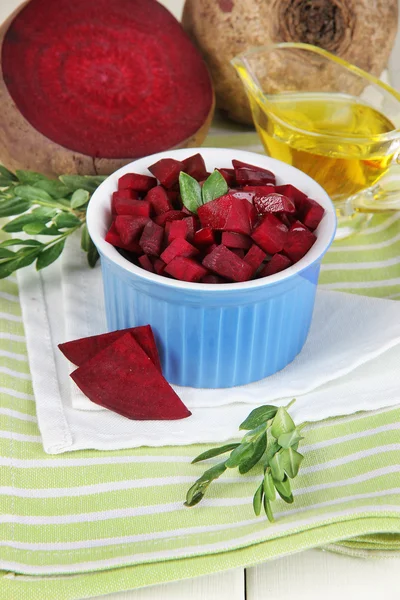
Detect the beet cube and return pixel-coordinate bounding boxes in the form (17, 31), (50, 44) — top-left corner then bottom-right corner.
(118, 173), (157, 193)
(243, 185), (275, 194)
(166, 190), (179, 204)
(283, 221), (317, 263)
(152, 258), (167, 275)
(193, 227), (215, 246)
(70, 333), (191, 420)
(58, 324), (162, 372)
(148, 158), (184, 188)
(221, 231), (252, 249)
(114, 198), (151, 218)
(112, 190), (140, 214)
(167, 220), (188, 243)
(244, 243), (267, 274)
(197, 194), (257, 235)
(160, 238), (199, 264)
(138, 254), (155, 273)
(274, 184), (308, 209)
(254, 192), (296, 216)
(164, 256), (208, 282)
(232, 159), (273, 173)
(228, 190), (257, 203)
(145, 185), (173, 215)
(105, 222), (141, 253)
(231, 248), (245, 258)
(182, 153), (208, 181)
(235, 168), (276, 187)
(251, 214), (288, 254)
(202, 244), (253, 282)
(217, 168), (236, 186)
(139, 220), (164, 256)
(201, 274), (226, 284)
(154, 210), (187, 226)
(299, 198), (325, 230)
(204, 243), (218, 255)
(259, 253), (292, 277)
(115, 216), (150, 245)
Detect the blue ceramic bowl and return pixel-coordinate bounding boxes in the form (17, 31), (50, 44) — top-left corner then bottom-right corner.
(87, 148), (336, 388)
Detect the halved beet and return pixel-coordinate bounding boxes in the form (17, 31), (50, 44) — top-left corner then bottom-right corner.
(70, 333), (191, 420)
(160, 238), (199, 264)
(138, 254), (155, 273)
(182, 153), (208, 181)
(251, 214), (288, 254)
(58, 324), (162, 372)
(0, 0), (214, 177)
(299, 198), (325, 231)
(118, 173), (157, 193)
(197, 194), (257, 235)
(145, 185), (173, 215)
(164, 256), (208, 282)
(202, 245), (253, 282)
(148, 159), (185, 188)
(139, 220), (164, 256)
(283, 221), (317, 263)
(259, 253), (292, 277)
(254, 193), (296, 216)
(221, 232), (252, 249)
(115, 216), (150, 245)
(243, 243), (266, 274)
(105, 222), (141, 253)
(114, 198), (151, 218)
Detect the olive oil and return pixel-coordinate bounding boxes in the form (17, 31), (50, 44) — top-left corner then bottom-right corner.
(253, 93), (395, 200)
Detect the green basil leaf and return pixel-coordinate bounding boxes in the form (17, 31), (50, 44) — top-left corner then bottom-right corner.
(273, 475), (293, 503)
(239, 432), (267, 474)
(87, 237), (99, 268)
(0, 165), (17, 181)
(80, 224), (90, 252)
(278, 429), (303, 449)
(192, 443), (240, 464)
(269, 451), (285, 482)
(263, 495), (275, 522)
(263, 469), (276, 501)
(0, 248), (15, 259)
(60, 175), (106, 193)
(279, 447), (304, 479)
(0, 238), (43, 248)
(71, 189), (90, 209)
(34, 180), (70, 199)
(23, 222), (48, 235)
(0, 198), (31, 218)
(36, 239), (66, 271)
(201, 170), (228, 204)
(239, 405), (278, 430)
(179, 172), (202, 214)
(270, 407), (296, 439)
(253, 482), (264, 516)
(54, 213), (81, 228)
(16, 170), (48, 185)
(225, 442), (254, 468)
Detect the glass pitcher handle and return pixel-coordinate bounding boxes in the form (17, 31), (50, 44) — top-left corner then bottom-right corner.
(350, 164), (400, 213)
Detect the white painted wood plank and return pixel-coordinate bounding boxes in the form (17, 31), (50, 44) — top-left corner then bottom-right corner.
(246, 549), (400, 600)
(85, 569), (245, 600)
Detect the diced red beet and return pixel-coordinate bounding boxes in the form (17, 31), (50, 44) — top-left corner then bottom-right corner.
(204, 243), (218, 255)
(182, 153), (208, 181)
(283, 221), (317, 263)
(148, 158), (185, 188)
(167, 219), (188, 243)
(232, 159), (273, 173)
(243, 185), (275, 194)
(202, 244), (254, 282)
(145, 185), (173, 215)
(221, 231), (252, 249)
(217, 168), (236, 186)
(152, 258), (167, 275)
(70, 333), (191, 420)
(259, 253), (292, 277)
(105, 222), (141, 253)
(112, 190), (140, 214)
(235, 168), (276, 187)
(231, 248), (245, 258)
(299, 198), (325, 230)
(138, 254), (155, 273)
(166, 190), (179, 204)
(154, 210), (187, 226)
(197, 194), (257, 235)
(58, 324), (162, 372)
(193, 227), (215, 246)
(164, 256), (208, 282)
(254, 193), (296, 216)
(201, 274), (226, 284)
(114, 198), (151, 218)
(115, 216), (150, 245)
(160, 238), (199, 264)
(274, 184), (308, 209)
(244, 243), (267, 274)
(251, 214), (288, 254)
(118, 173), (157, 193)
(227, 190), (257, 203)
(139, 220), (164, 256)
(279, 213), (297, 228)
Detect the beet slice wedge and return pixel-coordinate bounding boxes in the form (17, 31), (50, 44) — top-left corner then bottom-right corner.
(298, 198), (325, 231)
(118, 173), (157, 192)
(202, 245), (253, 282)
(235, 168), (276, 187)
(164, 256), (208, 282)
(217, 168), (236, 186)
(182, 153), (208, 181)
(283, 221), (317, 263)
(58, 325), (162, 372)
(105, 222), (142, 254)
(243, 243), (267, 274)
(114, 198), (151, 218)
(70, 333), (191, 420)
(115, 216), (150, 245)
(148, 159), (185, 188)
(274, 184), (308, 209)
(197, 194), (257, 235)
(160, 238), (199, 264)
(145, 185), (173, 215)
(221, 232), (252, 249)
(138, 254), (155, 273)
(254, 193), (296, 216)
(139, 220), (164, 256)
(251, 214), (288, 254)
(259, 253), (292, 277)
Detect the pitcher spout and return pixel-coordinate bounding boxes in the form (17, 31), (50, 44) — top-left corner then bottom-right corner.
(230, 53), (264, 105)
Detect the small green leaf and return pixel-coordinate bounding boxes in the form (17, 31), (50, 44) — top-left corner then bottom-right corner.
(16, 170), (48, 185)
(23, 222), (47, 235)
(279, 447), (304, 479)
(201, 170), (228, 204)
(239, 405), (278, 430)
(270, 407), (296, 439)
(264, 440), (280, 463)
(179, 172), (202, 214)
(0, 247), (42, 279)
(253, 482), (264, 516)
(0, 238), (43, 248)
(0, 165), (17, 181)
(238, 432), (267, 474)
(192, 443), (240, 464)
(60, 175), (106, 193)
(0, 198), (31, 218)
(0, 259), (19, 279)
(54, 212), (81, 229)
(185, 461), (227, 507)
(0, 248), (15, 258)
(36, 239), (66, 271)
(34, 179), (70, 199)
(37, 225), (62, 236)
(81, 224), (90, 252)
(31, 206), (58, 219)
(263, 469), (276, 501)
(273, 475), (293, 503)
(197, 461), (227, 484)
(71, 189), (90, 209)
(3, 213), (47, 232)
(225, 442), (254, 468)
(278, 429), (303, 449)
(269, 451), (285, 482)
(184, 488), (204, 507)
(263, 495), (275, 522)
(87, 237), (99, 268)
(14, 185), (53, 203)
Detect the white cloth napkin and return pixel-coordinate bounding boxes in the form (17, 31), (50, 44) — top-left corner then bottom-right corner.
(18, 235), (400, 454)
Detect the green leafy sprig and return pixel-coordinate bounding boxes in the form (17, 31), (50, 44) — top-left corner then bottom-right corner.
(179, 169), (228, 214)
(185, 399), (306, 522)
(0, 166), (106, 279)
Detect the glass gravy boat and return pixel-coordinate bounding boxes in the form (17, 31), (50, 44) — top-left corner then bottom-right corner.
(232, 43), (400, 239)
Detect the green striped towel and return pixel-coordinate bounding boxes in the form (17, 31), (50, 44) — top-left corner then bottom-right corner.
(1, 129), (400, 599)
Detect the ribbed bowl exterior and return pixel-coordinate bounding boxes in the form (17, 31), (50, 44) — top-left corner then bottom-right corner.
(101, 253), (321, 388)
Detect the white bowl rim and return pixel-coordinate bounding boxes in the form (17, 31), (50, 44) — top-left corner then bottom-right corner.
(87, 148), (337, 292)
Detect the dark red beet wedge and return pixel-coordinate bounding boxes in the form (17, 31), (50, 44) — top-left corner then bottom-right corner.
(138, 254), (155, 273)
(221, 232), (252, 249)
(58, 325), (162, 372)
(251, 214), (289, 254)
(160, 238), (199, 264)
(299, 198), (325, 231)
(70, 334), (191, 420)
(202, 245), (253, 282)
(283, 221), (317, 263)
(115, 216), (150, 245)
(154, 210), (187, 226)
(114, 199), (151, 218)
(164, 256), (208, 282)
(118, 174), (157, 193)
(274, 184), (308, 209)
(217, 168), (236, 186)
(145, 186), (173, 215)
(182, 153), (208, 181)
(149, 159), (185, 188)
(197, 194), (257, 235)
(139, 220), (164, 256)
(243, 244), (267, 274)
(254, 193), (296, 216)
(105, 222), (141, 254)
(193, 227), (215, 246)
(1, 0), (214, 177)
(112, 190), (140, 214)
(259, 253), (292, 277)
